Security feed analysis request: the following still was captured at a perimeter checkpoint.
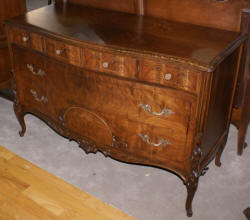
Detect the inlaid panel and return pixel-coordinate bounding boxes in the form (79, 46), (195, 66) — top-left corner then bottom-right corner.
(8, 27), (43, 52)
(138, 60), (200, 93)
(44, 38), (81, 67)
(83, 48), (137, 78)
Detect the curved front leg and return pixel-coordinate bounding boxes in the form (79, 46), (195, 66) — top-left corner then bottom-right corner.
(185, 175), (199, 217)
(215, 136), (227, 167)
(13, 102), (26, 137)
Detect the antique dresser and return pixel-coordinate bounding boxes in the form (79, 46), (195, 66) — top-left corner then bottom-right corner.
(0, 0), (26, 91)
(5, 0), (248, 217)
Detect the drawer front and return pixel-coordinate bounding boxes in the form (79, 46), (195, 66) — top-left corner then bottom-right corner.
(44, 38), (81, 67)
(48, 65), (193, 162)
(62, 107), (188, 163)
(13, 47), (48, 84)
(14, 48), (194, 163)
(13, 47), (53, 116)
(83, 48), (137, 78)
(56, 66), (191, 132)
(138, 60), (200, 93)
(105, 117), (188, 163)
(8, 27), (43, 52)
(20, 83), (50, 114)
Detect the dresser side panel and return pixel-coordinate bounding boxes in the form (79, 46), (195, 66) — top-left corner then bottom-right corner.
(200, 48), (241, 161)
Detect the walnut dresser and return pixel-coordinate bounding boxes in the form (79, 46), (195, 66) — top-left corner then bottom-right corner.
(5, 1), (247, 217)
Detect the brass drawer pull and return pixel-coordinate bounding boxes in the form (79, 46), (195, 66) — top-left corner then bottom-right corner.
(139, 134), (171, 147)
(139, 104), (174, 117)
(27, 64), (46, 76)
(102, 62), (109, 68)
(22, 36), (29, 42)
(30, 89), (48, 103)
(165, 73), (172, 81)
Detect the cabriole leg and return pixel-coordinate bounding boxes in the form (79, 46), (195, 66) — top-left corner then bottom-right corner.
(215, 136), (227, 167)
(185, 175), (199, 217)
(13, 102), (26, 137)
(237, 78), (250, 155)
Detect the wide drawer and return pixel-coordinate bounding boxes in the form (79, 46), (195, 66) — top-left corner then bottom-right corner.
(54, 66), (191, 131)
(138, 59), (200, 93)
(63, 107), (189, 163)
(125, 121), (188, 163)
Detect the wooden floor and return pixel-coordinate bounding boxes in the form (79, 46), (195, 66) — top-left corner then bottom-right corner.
(0, 146), (137, 220)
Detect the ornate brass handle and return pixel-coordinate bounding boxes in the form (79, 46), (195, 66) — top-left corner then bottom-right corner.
(139, 104), (174, 117)
(30, 89), (48, 103)
(102, 62), (109, 68)
(138, 134), (171, 147)
(22, 36), (29, 42)
(27, 64), (46, 76)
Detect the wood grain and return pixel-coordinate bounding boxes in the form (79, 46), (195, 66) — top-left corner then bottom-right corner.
(55, 0), (137, 14)
(5, 4), (244, 71)
(0, 146), (137, 220)
(144, 0), (250, 32)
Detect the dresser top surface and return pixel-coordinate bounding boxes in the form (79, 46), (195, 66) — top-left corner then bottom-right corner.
(6, 3), (244, 70)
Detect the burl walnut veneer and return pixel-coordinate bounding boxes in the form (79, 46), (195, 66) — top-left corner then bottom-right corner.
(5, 2), (247, 217)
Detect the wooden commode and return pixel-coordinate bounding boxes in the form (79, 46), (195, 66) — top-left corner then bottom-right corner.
(5, 1), (248, 217)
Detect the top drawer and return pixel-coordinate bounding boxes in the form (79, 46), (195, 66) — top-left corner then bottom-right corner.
(8, 27), (43, 52)
(138, 60), (200, 93)
(8, 27), (199, 89)
(44, 37), (81, 67)
(83, 48), (137, 79)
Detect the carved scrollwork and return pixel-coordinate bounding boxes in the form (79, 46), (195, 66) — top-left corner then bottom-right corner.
(12, 73), (26, 137)
(78, 138), (99, 154)
(112, 135), (128, 149)
(185, 133), (203, 217)
(189, 134), (203, 178)
(47, 120), (69, 137)
(201, 167), (209, 176)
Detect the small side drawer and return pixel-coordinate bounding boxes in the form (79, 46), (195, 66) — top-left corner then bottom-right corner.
(83, 48), (137, 78)
(44, 38), (81, 67)
(138, 60), (199, 93)
(8, 27), (43, 52)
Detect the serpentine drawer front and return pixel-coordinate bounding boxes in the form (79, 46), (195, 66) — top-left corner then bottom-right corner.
(13, 47), (192, 164)
(138, 60), (200, 93)
(5, 3), (245, 217)
(8, 27), (43, 52)
(82, 48), (137, 78)
(44, 37), (81, 66)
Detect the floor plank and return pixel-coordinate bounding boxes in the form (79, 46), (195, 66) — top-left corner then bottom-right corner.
(0, 146), (137, 220)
